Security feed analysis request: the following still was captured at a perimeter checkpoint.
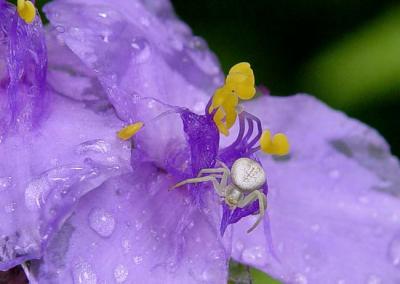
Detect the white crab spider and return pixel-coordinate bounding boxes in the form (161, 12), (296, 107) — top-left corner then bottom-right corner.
(173, 157), (267, 233)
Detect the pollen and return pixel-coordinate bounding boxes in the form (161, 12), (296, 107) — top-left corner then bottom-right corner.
(260, 130), (290, 156)
(17, 0), (36, 24)
(117, 122), (144, 140)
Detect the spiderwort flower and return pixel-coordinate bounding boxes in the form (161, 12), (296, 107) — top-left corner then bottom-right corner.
(0, 0), (399, 283)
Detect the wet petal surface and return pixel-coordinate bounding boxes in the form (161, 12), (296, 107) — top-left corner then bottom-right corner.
(0, 95), (130, 270)
(44, 0), (223, 123)
(32, 173), (228, 284)
(231, 94), (400, 283)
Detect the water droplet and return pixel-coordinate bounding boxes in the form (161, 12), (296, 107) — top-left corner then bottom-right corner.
(388, 234), (400, 268)
(135, 220), (142, 231)
(130, 38), (151, 63)
(235, 240), (244, 251)
(4, 202), (16, 213)
(88, 208), (116, 237)
(366, 275), (382, 284)
(121, 239), (131, 253)
(25, 178), (49, 211)
(133, 255), (143, 265)
(293, 273), (308, 284)
(241, 246), (265, 265)
(310, 224), (320, 232)
(98, 12), (107, 18)
(140, 17), (149, 27)
(76, 140), (110, 154)
(114, 264), (128, 283)
(189, 36), (207, 50)
(329, 169), (340, 179)
(73, 262), (97, 284)
(0, 176), (12, 191)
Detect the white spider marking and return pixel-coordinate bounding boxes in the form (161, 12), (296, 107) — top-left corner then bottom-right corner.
(172, 157), (267, 233)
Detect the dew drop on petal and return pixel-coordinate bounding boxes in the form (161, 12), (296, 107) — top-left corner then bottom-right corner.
(25, 178), (49, 211)
(293, 273), (308, 284)
(388, 234), (400, 268)
(88, 208), (116, 237)
(235, 240), (244, 251)
(133, 255), (143, 265)
(329, 169), (340, 179)
(0, 176), (12, 191)
(114, 264), (128, 283)
(73, 262), (97, 284)
(4, 202), (16, 213)
(76, 139), (110, 154)
(121, 239), (131, 253)
(130, 38), (151, 63)
(366, 274), (382, 284)
(310, 223), (320, 232)
(98, 12), (107, 18)
(241, 246), (266, 265)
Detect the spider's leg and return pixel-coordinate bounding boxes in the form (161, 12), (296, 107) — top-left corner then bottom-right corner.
(237, 190), (267, 233)
(198, 167), (230, 188)
(171, 174), (225, 197)
(215, 160), (229, 170)
(197, 167), (228, 177)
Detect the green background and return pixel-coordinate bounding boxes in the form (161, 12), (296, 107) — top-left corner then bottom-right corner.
(172, 0), (400, 158)
(33, 0), (400, 282)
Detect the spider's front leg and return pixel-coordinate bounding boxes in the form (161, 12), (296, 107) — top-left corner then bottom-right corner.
(171, 174), (226, 197)
(197, 165), (230, 189)
(237, 190), (267, 233)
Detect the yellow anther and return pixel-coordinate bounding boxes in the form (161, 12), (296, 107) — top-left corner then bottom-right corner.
(225, 62), (256, 100)
(260, 130), (290, 156)
(208, 62), (256, 135)
(209, 87), (235, 111)
(17, 0), (36, 24)
(117, 122), (144, 140)
(213, 108), (229, 136)
(209, 86), (239, 136)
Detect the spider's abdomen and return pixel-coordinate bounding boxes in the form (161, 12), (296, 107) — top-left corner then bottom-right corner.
(231, 158), (266, 192)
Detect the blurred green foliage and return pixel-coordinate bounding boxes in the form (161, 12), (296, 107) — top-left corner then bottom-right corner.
(173, 0), (400, 157)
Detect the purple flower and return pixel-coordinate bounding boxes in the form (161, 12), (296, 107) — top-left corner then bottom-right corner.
(0, 0), (399, 283)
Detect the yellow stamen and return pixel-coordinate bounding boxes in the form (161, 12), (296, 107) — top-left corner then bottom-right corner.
(208, 62), (256, 135)
(226, 62), (256, 100)
(17, 0), (36, 24)
(117, 122), (144, 140)
(213, 108), (229, 136)
(260, 130), (290, 156)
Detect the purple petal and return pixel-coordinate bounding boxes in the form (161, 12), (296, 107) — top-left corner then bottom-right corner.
(231, 94), (400, 283)
(43, 0), (223, 123)
(0, 95), (130, 270)
(0, 1), (47, 136)
(31, 173), (228, 283)
(46, 29), (110, 112)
